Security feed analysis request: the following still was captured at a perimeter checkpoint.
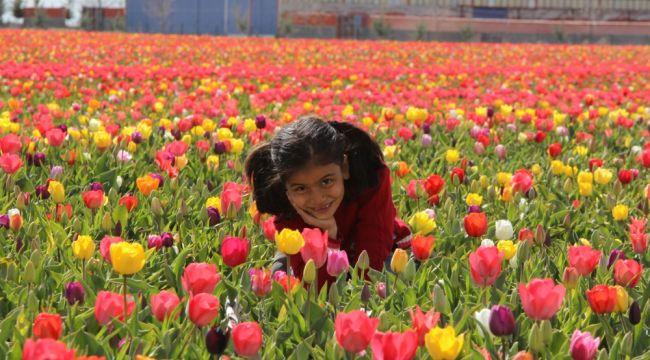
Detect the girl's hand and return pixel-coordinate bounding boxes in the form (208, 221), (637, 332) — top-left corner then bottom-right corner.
(288, 196), (338, 239)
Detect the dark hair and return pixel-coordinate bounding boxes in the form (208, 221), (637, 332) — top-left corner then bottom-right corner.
(245, 116), (385, 218)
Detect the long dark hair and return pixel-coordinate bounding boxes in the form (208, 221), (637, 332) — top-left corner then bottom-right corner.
(245, 116), (385, 218)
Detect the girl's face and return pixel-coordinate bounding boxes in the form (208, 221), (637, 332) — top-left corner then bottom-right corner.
(285, 161), (349, 220)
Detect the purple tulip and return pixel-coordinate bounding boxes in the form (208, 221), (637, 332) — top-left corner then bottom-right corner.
(495, 145), (507, 160)
(32, 152), (46, 166)
(131, 131), (143, 144)
(489, 305), (516, 336)
(607, 249), (626, 270)
(64, 282), (85, 305)
(149, 172), (164, 187)
(205, 326), (230, 355)
(147, 235), (163, 249)
(0, 215), (9, 229)
(214, 141), (227, 155)
(89, 182), (104, 191)
(422, 123), (431, 134)
(35, 184), (50, 199)
(421, 134), (432, 147)
(629, 301), (640, 325)
(50, 165), (63, 179)
(255, 115), (267, 129)
(161, 232), (174, 247)
(468, 205), (482, 213)
(207, 206), (221, 226)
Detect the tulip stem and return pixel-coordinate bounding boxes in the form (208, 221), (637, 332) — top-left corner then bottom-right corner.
(82, 260), (86, 282)
(123, 275), (128, 323)
(598, 314), (615, 348)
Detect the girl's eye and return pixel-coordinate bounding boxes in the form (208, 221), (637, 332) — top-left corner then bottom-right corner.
(292, 186), (306, 193)
(322, 178), (334, 186)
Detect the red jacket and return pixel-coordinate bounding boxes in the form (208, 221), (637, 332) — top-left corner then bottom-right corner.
(274, 166), (398, 288)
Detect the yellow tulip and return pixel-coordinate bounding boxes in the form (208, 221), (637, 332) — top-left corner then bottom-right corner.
(612, 205), (629, 221)
(496, 172), (512, 186)
(497, 240), (516, 260)
(445, 149), (460, 163)
(47, 181), (65, 204)
(594, 168), (613, 185)
(465, 193), (483, 206)
(383, 145), (397, 159)
(275, 228), (304, 255)
(577, 171), (593, 185)
(230, 138), (244, 154)
(613, 285), (629, 313)
(550, 160), (564, 176)
(408, 211), (436, 235)
(72, 235), (95, 260)
(390, 248), (408, 274)
(205, 197), (222, 212)
(93, 130), (112, 150)
(110, 242), (145, 275)
(425, 326), (464, 360)
(578, 182), (593, 197)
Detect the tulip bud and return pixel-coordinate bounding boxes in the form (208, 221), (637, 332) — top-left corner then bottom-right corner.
(102, 212), (113, 232)
(534, 224), (545, 245)
(6, 262), (16, 282)
(180, 199), (188, 217)
(622, 331), (633, 356)
(612, 179), (622, 196)
(563, 267), (580, 289)
(563, 213), (571, 228)
(151, 197), (163, 216)
(628, 301), (640, 325)
(24, 260), (36, 284)
(356, 250), (369, 271)
(529, 323), (544, 353)
(489, 305), (516, 336)
(606, 194), (616, 209)
(487, 186), (496, 201)
(64, 281), (85, 305)
(432, 284), (448, 313)
(540, 320), (552, 344)
(376, 282), (386, 299)
(562, 178), (573, 194)
(360, 284), (371, 304)
(303, 259), (316, 284)
(516, 240), (530, 263)
(495, 144), (507, 160)
(328, 283), (339, 306)
(30, 249), (41, 267)
(403, 259), (416, 282)
(474, 141), (485, 155)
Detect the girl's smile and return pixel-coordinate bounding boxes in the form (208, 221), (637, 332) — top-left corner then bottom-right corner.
(285, 161), (349, 220)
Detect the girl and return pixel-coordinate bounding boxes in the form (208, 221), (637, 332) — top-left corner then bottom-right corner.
(245, 116), (411, 288)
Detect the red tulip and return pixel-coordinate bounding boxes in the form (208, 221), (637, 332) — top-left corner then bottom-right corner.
(250, 268), (272, 297)
(221, 236), (250, 268)
(613, 259), (643, 288)
(567, 246), (601, 276)
(22, 338), (75, 360)
(94, 291), (135, 326)
(511, 169), (533, 193)
(262, 216), (277, 241)
(370, 330), (418, 360)
(300, 228), (329, 268)
(118, 194), (138, 212)
(641, 149), (650, 168)
(33, 312), (63, 340)
(181, 263), (221, 295)
(0, 153), (23, 174)
(82, 190), (104, 209)
(450, 167), (465, 184)
(422, 174), (444, 198)
(618, 169), (633, 184)
(274, 272), (300, 293)
(585, 285), (617, 314)
(518, 278), (565, 320)
(188, 293), (220, 327)
(150, 290), (181, 321)
(45, 128), (65, 147)
(99, 236), (124, 263)
(232, 322), (263, 357)
(464, 212), (488, 237)
(221, 181), (243, 216)
(409, 306), (440, 346)
(629, 217), (648, 254)
(548, 143), (562, 158)
(411, 234), (435, 261)
(0, 134), (22, 154)
(588, 158), (603, 171)
(165, 140), (189, 156)
(335, 310), (379, 353)
(469, 246), (504, 286)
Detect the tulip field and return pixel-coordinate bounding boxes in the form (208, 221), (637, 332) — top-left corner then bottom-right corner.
(1, 28), (650, 359)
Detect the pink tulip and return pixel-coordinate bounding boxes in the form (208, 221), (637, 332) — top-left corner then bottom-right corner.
(518, 278), (565, 320)
(300, 228), (328, 268)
